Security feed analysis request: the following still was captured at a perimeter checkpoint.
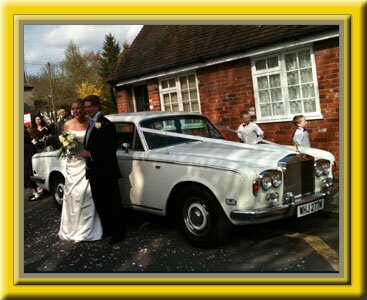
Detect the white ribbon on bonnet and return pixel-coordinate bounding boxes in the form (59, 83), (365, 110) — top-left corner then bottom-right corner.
(139, 126), (296, 153)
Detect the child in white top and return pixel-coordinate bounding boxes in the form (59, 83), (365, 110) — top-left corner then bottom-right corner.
(237, 111), (264, 144)
(292, 115), (310, 148)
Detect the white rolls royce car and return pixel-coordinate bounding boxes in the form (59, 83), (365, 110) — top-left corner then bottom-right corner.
(31, 112), (336, 247)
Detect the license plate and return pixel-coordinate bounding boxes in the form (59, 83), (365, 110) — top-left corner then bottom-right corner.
(297, 199), (324, 217)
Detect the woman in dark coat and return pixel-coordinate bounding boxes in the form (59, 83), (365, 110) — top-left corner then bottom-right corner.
(31, 114), (51, 152)
(24, 127), (40, 201)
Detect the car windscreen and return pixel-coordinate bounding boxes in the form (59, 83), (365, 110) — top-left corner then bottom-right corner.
(140, 115), (224, 149)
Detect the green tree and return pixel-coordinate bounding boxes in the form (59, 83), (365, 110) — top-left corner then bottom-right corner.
(99, 33), (121, 81)
(83, 50), (103, 86)
(98, 33), (124, 112)
(117, 41), (130, 62)
(61, 40), (88, 85)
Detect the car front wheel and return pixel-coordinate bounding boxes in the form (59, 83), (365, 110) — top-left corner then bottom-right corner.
(51, 175), (65, 211)
(175, 185), (231, 248)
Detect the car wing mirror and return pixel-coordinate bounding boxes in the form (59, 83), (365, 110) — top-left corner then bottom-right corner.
(121, 142), (130, 153)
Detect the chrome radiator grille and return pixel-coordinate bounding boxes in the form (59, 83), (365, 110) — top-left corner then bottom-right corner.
(279, 154), (315, 199)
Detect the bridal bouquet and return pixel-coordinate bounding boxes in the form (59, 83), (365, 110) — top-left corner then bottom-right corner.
(58, 131), (77, 157)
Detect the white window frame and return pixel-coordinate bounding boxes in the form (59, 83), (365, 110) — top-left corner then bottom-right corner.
(251, 46), (323, 123)
(158, 72), (201, 113)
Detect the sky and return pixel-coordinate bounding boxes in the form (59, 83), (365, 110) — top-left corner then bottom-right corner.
(24, 24), (143, 76)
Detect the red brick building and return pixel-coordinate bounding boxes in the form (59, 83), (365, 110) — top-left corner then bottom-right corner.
(108, 25), (340, 172)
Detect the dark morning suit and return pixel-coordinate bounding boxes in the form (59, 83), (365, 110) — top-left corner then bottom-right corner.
(84, 113), (125, 236)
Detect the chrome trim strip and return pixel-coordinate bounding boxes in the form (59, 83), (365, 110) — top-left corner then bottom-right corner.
(130, 204), (163, 212)
(117, 156), (243, 176)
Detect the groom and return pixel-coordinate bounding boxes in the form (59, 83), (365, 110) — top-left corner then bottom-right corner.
(81, 95), (126, 245)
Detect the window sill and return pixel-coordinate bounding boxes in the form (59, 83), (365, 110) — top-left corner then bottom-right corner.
(256, 114), (324, 124)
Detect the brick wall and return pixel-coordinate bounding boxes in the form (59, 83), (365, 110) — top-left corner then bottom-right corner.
(116, 37), (339, 173)
(198, 59), (254, 126)
(116, 89), (129, 113)
(146, 79), (161, 111)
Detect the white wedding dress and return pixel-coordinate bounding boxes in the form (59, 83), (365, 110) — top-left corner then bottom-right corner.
(58, 130), (103, 242)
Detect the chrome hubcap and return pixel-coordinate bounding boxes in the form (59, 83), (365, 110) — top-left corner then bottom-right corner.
(55, 183), (64, 205)
(184, 199), (209, 236)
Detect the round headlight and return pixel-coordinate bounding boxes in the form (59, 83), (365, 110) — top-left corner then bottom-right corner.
(272, 173), (282, 188)
(315, 160), (331, 177)
(261, 175), (272, 191)
(322, 163), (330, 175)
(315, 165), (323, 177)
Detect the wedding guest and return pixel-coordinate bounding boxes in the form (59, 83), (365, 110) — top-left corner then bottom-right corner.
(237, 111), (264, 144)
(24, 127), (40, 201)
(293, 114), (310, 148)
(32, 114), (52, 151)
(57, 106), (73, 133)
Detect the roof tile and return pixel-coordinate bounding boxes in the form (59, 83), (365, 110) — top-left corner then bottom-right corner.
(108, 25), (338, 84)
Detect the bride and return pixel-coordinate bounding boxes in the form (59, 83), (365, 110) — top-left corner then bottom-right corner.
(58, 99), (102, 242)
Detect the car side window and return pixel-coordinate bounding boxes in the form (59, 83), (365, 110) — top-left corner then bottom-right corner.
(114, 122), (144, 151)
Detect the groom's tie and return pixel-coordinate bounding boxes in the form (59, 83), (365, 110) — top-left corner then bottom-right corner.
(85, 118), (95, 145)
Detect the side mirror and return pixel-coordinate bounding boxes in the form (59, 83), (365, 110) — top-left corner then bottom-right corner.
(121, 142), (130, 153)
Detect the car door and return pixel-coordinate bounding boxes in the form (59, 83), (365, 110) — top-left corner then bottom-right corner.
(115, 122), (145, 207)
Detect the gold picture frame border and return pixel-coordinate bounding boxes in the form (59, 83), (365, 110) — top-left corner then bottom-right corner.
(1, 0), (365, 298)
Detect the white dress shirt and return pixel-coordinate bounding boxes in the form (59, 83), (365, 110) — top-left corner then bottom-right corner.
(293, 127), (310, 147)
(237, 122), (264, 144)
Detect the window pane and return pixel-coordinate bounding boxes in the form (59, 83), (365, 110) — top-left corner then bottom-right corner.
(162, 80), (168, 89)
(164, 104), (171, 111)
(180, 77), (188, 89)
(304, 98), (316, 113)
(188, 74), (196, 88)
(260, 104), (271, 117)
(285, 53), (297, 71)
(169, 78), (176, 88)
(182, 91), (189, 101)
(192, 102), (199, 112)
(183, 102), (191, 111)
(163, 94), (170, 105)
(171, 92), (178, 103)
(290, 100), (302, 114)
(255, 59), (266, 71)
(269, 74), (280, 87)
(300, 68), (313, 83)
(257, 76), (268, 89)
(287, 71), (299, 85)
(190, 90), (198, 100)
(302, 83), (315, 98)
(272, 103), (284, 116)
(267, 57), (278, 68)
(299, 50), (311, 68)
(288, 86), (300, 100)
(259, 90), (270, 103)
(271, 88), (282, 102)
(172, 103), (179, 111)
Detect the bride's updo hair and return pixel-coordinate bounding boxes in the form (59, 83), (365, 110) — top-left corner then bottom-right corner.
(72, 98), (84, 110)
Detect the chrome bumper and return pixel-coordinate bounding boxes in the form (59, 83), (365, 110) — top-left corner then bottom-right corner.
(230, 179), (338, 224)
(230, 192), (326, 223)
